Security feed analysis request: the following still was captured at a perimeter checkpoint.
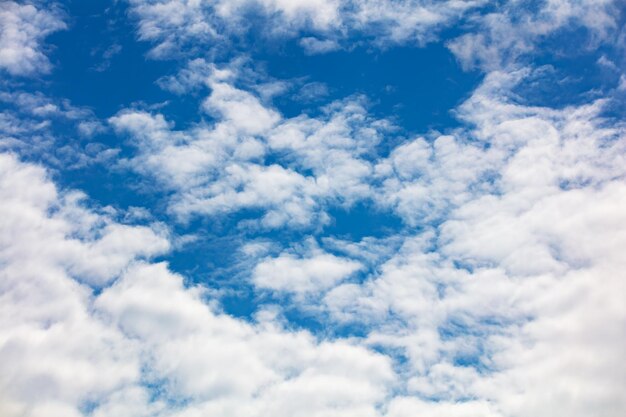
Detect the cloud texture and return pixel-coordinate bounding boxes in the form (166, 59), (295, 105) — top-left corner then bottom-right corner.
(1, 1), (625, 416)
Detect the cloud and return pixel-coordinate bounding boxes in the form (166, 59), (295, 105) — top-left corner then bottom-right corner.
(447, 0), (621, 70)
(254, 245), (362, 294)
(111, 62), (626, 239)
(0, 90), (114, 167)
(315, 70), (626, 417)
(126, 0), (484, 57)
(109, 64), (626, 417)
(0, 1), (66, 76)
(293, 81), (330, 102)
(110, 70), (390, 228)
(126, 65), (626, 416)
(299, 37), (341, 55)
(2, 1), (625, 416)
(91, 43), (123, 72)
(0, 151), (395, 417)
(126, 0), (623, 70)
(0, 152), (165, 416)
(0, 91), (93, 120)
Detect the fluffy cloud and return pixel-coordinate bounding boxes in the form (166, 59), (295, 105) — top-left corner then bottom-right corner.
(110, 68), (388, 228)
(254, 246), (362, 294)
(0, 152), (165, 416)
(0, 1), (66, 76)
(447, 0), (621, 70)
(3, 1), (625, 416)
(319, 71), (626, 417)
(0, 151), (396, 417)
(110, 62), (626, 417)
(110, 63), (626, 239)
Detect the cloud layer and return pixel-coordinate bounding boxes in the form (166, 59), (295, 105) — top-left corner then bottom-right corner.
(1, 0), (625, 416)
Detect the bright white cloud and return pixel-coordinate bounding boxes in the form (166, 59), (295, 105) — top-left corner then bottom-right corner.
(0, 152), (165, 416)
(0, 1), (66, 76)
(110, 64), (626, 417)
(319, 70), (626, 417)
(2, 0), (625, 415)
(0, 152), (396, 417)
(254, 247), (362, 294)
(110, 70), (388, 228)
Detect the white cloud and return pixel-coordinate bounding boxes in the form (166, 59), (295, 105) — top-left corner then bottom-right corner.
(126, 0), (485, 57)
(254, 246), (362, 294)
(1, 0), (624, 415)
(386, 396), (501, 417)
(0, 91), (93, 120)
(0, 90), (115, 168)
(447, 0), (620, 70)
(314, 69), (626, 417)
(111, 64), (626, 241)
(202, 80), (281, 135)
(299, 37), (341, 55)
(126, 0), (623, 69)
(0, 152), (165, 416)
(0, 1), (66, 76)
(0, 151), (397, 417)
(110, 71), (390, 228)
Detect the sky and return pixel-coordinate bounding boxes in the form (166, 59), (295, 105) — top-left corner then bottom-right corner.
(0, 1), (625, 416)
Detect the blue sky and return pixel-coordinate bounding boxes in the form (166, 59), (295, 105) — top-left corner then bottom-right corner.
(1, 1), (625, 417)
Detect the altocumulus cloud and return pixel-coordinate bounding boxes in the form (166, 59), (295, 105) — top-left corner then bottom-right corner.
(0, 1), (625, 417)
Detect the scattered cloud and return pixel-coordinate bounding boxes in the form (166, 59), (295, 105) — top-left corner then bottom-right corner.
(110, 70), (390, 228)
(254, 245), (362, 295)
(0, 1), (66, 76)
(300, 37), (341, 55)
(0, 152), (394, 417)
(126, 0), (623, 70)
(1, 1), (625, 416)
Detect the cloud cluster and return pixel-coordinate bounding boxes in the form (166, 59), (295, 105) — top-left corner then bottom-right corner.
(126, 0), (624, 70)
(0, 1), (65, 76)
(1, 0), (625, 416)
(4, 96), (625, 411)
(0, 151), (395, 417)
(0, 90), (113, 168)
(126, 0), (484, 57)
(254, 243), (362, 295)
(105, 60), (626, 415)
(110, 65), (626, 238)
(447, 0), (621, 70)
(293, 73), (626, 416)
(110, 65), (390, 228)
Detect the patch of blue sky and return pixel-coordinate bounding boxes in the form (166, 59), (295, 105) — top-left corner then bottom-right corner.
(256, 40), (483, 134)
(45, 1), (174, 118)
